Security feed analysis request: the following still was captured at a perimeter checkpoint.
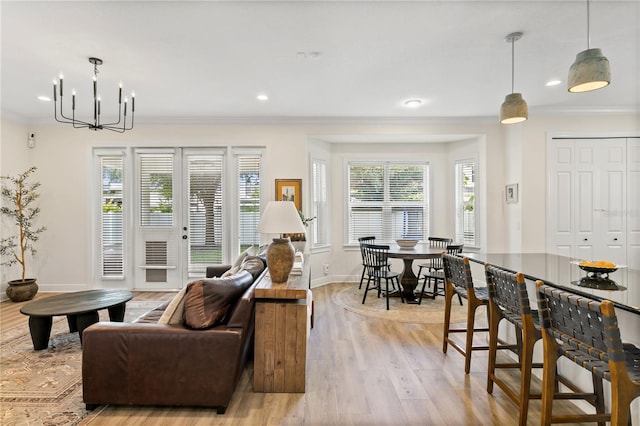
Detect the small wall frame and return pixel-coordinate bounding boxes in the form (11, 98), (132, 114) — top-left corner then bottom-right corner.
(275, 179), (302, 211)
(505, 183), (519, 204)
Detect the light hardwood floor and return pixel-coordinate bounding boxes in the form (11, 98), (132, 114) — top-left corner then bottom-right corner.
(1, 283), (589, 425)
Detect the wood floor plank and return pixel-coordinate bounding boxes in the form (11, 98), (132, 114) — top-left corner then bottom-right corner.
(0, 284), (594, 425)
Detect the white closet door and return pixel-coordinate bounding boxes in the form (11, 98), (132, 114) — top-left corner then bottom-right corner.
(547, 138), (629, 265)
(628, 138), (640, 269)
(599, 140), (627, 265)
(547, 139), (575, 257)
(574, 140), (596, 261)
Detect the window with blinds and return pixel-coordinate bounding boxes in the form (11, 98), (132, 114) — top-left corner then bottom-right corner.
(311, 158), (329, 247)
(454, 160), (477, 246)
(237, 155), (261, 251)
(100, 155), (124, 277)
(188, 155), (224, 266)
(347, 161), (429, 244)
(139, 154), (174, 227)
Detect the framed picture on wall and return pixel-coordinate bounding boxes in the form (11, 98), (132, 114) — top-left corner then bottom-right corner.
(505, 183), (519, 204)
(275, 179), (302, 211)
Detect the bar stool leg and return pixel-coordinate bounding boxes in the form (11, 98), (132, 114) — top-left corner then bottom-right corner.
(442, 283), (454, 353)
(486, 302), (501, 394)
(464, 299), (476, 374)
(541, 333), (559, 426)
(592, 374), (606, 426)
(517, 327), (536, 426)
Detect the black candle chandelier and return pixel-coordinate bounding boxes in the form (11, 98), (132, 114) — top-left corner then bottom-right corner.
(53, 57), (135, 132)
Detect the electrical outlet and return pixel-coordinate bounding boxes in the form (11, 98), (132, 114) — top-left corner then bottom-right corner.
(323, 264), (329, 275)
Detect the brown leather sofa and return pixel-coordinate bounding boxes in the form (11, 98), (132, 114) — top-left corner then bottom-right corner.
(82, 257), (266, 414)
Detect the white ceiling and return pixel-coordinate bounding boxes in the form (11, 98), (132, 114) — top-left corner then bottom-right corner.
(2, 1), (639, 125)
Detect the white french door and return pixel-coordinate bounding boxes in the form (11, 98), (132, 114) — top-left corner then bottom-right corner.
(133, 148), (225, 290)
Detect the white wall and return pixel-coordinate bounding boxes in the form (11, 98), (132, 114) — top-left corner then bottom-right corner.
(502, 123), (523, 252)
(0, 119), (34, 288)
(1, 114), (639, 296)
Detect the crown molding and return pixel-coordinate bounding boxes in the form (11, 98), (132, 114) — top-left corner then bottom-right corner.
(4, 106), (638, 127)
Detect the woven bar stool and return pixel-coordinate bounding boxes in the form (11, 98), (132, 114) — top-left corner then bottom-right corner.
(484, 265), (591, 426)
(537, 282), (640, 426)
(441, 254), (490, 374)
(484, 265), (542, 426)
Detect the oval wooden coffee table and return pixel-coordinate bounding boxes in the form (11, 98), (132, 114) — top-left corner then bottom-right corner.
(20, 289), (133, 350)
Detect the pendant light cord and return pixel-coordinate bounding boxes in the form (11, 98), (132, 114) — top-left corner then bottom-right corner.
(511, 37), (515, 93)
(586, 0), (591, 49)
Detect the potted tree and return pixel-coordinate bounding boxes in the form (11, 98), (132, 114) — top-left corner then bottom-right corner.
(1, 167), (46, 302)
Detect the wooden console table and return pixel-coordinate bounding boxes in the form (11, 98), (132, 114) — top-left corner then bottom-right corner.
(254, 258), (310, 393)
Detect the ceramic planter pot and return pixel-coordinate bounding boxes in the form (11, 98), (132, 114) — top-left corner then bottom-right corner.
(6, 278), (38, 302)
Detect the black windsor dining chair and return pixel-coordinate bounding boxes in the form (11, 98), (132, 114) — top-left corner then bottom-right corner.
(415, 236), (452, 277)
(361, 243), (404, 310)
(357, 236), (376, 289)
(418, 244), (464, 303)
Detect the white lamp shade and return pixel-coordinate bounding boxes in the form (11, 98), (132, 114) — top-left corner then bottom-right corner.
(258, 201), (306, 234)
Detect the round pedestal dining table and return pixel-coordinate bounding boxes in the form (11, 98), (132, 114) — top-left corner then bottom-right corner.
(387, 244), (445, 304)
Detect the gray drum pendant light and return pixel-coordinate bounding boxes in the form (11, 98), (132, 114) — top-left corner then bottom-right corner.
(500, 32), (528, 125)
(568, 0), (610, 93)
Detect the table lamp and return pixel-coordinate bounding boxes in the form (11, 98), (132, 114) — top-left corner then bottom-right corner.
(258, 201), (306, 283)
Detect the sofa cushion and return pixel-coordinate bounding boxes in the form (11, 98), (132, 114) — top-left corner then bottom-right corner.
(221, 265), (241, 277)
(183, 270), (254, 329)
(232, 246), (256, 269)
(239, 255), (266, 280)
(158, 287), (188, 325)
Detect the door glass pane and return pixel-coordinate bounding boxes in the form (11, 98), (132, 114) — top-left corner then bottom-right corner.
(139, 154), (174, 226)
(238, 155), (261, 252)
(188, 155), (224, 268)
(100, 156), (124, 277)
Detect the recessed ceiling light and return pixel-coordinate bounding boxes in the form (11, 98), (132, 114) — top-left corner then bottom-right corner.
(403, 99), (423, 108)
(37, 95), (51, 101)
(256, 94), (269, 101)
(546, 80), (562, 87)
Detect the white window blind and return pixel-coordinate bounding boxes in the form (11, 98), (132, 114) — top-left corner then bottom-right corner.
(347, 162), (429, 244)
(454, 160), (477, 246)
(311, 158), (328, 247)
(139, 154), (174, 227)
(100, 156), (124, 277)
(237, 154), (261, 251)
(188, 155), (224, 266)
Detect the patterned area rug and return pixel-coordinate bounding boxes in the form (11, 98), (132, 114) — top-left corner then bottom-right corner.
(0, 301), (164, 426)
(331, 283), (483, 324)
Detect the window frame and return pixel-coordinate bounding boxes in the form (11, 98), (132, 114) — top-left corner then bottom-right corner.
(310, 156), (330, 250)
(93, 148), (128, 281)
(453, 157), (478, 248)
(233, 149), (264, 256)
(345, 160), (430, 245)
